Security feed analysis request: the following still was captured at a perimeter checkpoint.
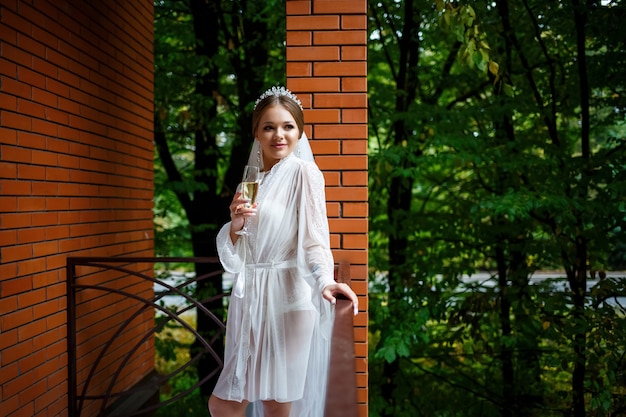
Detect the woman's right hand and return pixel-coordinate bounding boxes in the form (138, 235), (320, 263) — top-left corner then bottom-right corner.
(229, 192), (257, 239)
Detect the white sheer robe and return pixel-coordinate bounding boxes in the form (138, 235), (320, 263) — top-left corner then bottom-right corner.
(213, 152), (336, 417)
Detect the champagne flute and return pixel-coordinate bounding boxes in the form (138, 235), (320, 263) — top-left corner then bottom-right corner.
(235, 165), (260, 236)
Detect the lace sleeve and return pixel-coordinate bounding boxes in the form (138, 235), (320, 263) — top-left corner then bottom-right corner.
(298, 162), (336, 292)
(216, 222), (244, 273)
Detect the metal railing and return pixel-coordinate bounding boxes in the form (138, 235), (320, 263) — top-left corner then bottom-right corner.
(66, 257), (358, 417)
(67, 256), (226, 417)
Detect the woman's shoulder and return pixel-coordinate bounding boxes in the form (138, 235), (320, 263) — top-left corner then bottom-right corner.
(290, 156), (323, 178)
(293, 159), (326, 192)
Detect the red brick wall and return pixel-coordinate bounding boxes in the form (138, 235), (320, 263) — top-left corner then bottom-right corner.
(0, 1), (155, 416)
(286, 1), (369, 416)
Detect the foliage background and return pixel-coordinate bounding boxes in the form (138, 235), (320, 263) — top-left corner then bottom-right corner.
(366, 1), (626, 417)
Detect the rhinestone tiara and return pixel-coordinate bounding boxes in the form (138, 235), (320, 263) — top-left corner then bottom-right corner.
(254, 86), (303, 111)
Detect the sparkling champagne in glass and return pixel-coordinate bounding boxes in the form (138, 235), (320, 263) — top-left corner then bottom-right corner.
(235, 165), (260, 235)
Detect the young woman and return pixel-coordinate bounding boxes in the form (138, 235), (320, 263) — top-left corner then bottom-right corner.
(208, 87), (358, 417)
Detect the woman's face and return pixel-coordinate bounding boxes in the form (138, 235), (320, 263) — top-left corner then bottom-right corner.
(255, 104), (300, 170)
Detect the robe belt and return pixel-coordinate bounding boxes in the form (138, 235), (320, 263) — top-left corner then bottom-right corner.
(232, 259), (297, 298)
(248, 259), (297, 269)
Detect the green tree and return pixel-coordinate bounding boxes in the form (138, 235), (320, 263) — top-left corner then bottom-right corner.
(368, 0), (626, 416)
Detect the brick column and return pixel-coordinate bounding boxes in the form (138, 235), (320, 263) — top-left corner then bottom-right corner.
(286, 1), (368, 415)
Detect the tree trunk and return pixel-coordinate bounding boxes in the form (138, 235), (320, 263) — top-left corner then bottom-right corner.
(495, 246), (515, 417)
(570, 1), (591, 415)
(380, 1), (422, 413)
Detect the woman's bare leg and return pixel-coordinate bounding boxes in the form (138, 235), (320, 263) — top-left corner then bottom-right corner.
(208, 395), (248, 417)
(262, 400), (292, 417)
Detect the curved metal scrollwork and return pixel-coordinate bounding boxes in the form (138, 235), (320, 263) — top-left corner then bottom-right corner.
(67, 257), (227, 417)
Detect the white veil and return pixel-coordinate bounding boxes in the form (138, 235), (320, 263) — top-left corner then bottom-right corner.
(246, 131), (315, 171)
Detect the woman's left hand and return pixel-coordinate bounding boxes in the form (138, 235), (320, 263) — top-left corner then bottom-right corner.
(322, 282), (359, 315)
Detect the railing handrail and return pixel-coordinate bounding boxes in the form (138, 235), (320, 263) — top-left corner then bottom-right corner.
(325, 262), (360, 417)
